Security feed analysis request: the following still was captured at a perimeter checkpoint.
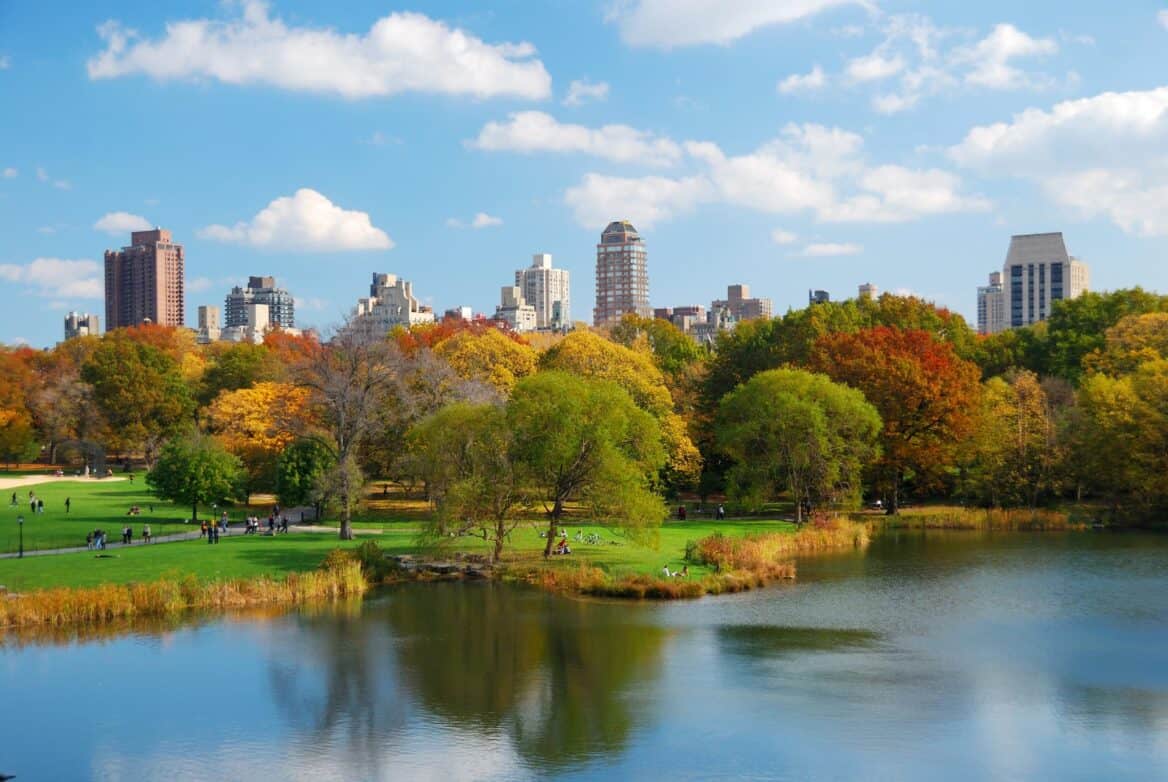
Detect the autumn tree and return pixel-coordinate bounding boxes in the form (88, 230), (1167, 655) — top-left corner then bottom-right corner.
(507, 372), (668, 557)
(716, 369), (882, 520)
(409, 402), (525, 562)
(81, 333), (195, 463)
(539, 330), (701, 489)
(198, 341), (285, 406)
(811, 327), (981, 512)
(608, 314), (705, 380)
(204, 381), (311, 501)
(297, 328), (401, 539)
(1082, 312), (1168, 377)
(147, 431), (244, 522)
(433, 328), (538, 395)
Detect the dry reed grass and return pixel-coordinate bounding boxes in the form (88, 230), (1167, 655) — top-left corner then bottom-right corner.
(877, 507), (1082, 531)
(0, 559), (367, 630)
(694, 518), (871, 573)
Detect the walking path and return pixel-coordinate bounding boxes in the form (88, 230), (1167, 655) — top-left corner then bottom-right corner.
(0, 474), (128, 490)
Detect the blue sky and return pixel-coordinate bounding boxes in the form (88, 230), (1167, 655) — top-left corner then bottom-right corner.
(2, 0), (1168, 347)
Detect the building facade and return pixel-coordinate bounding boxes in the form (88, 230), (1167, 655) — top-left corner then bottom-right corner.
(103, 228), (185, 329)
(594, 221), (650, 326)
(976, 272), (1007, 335)
(225, 276), (294, 329)
(221, 303), (270, 344)
(495, 286), (538, 332)
(1001, 233), (1090, 329)
(516, 253), (571, 331)
(349, 273), (435, 336)
(197, 305), (221, 344)
(858, 282), (879, 299)
(63, 311), (99, 340)
(809, 289), (831, 305)
(711, 284), (773, 322)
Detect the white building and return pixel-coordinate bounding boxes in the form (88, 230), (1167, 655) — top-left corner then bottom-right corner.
(976, 272), (1007, 335)
(197, 305), (221, 344)
(858, 282), (879, 300)
(999, 233), (1090, 329)
(221, 303), (270, 344)
(516, 253), (571, 331)
(495, 286), (538, 333)
(63, 311), (99, 340)
(350, 273), (435, 336)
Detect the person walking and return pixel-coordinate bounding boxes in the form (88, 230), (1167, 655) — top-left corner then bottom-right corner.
(65, 497), (71, 514)
(36, 498), (43, 515)
(142, 524), (152, 543)
(9, 492), (15, 507)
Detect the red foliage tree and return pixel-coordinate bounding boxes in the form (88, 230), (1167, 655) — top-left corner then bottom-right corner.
(811, 326), (981, 512)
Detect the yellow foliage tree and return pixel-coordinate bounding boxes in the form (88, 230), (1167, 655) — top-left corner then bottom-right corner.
(205, 382), (312, 499)
(433, 329), (538, 395)
(539, 331), (701, 486)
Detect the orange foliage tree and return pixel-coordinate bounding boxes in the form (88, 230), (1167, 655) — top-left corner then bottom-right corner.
(811, 326), (981, 512)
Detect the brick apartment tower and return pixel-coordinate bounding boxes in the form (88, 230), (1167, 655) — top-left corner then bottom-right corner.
(104, 228), (185, 329)
(594, 220), (650, 326)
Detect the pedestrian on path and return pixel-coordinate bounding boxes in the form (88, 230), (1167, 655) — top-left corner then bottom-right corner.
(65, 497), (71, 513)
(143, 524), (152, 543)
(36, 498), (43, 514)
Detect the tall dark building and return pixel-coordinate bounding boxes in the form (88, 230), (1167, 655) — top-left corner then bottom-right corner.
(225, 276), (295, 329)
(104, 228), (185, 329)
(594, 220), (650, 326)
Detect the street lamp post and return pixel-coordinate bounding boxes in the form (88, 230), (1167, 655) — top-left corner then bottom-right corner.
(17, 514), (24, 559)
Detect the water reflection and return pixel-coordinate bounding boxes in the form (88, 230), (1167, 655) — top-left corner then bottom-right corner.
(718, 625), (879, 658)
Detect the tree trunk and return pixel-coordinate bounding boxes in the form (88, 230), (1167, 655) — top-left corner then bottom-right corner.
(492, 521), (505, 564)
(543, 498), (562, 558)
(192, 502), (198, 523)
(339, 503), (353, 540)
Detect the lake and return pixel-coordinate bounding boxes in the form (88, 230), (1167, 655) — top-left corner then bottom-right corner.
(3, 530), (1168, 780)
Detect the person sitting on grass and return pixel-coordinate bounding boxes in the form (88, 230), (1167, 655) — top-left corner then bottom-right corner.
(678, 565), (689, 579)
(555, 537), (571, 555)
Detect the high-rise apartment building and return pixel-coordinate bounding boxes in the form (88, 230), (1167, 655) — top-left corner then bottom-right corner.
(712, 284), (773, 322)
(594, 221), (650, 326)
(1001, 233), (1090, 329)
(516, 253), (571, 331)
(976, 272), (1007, 335)
(225, 276), (294, 329)
(197, 305), (222, 344)
(103, 228), (185, 329)
(858, 282), (879, 299)
(349, 273), (435, 336)
(63, 312), (99, 340)
(809, 289), (831, 305)
(495, 286), (538, 332)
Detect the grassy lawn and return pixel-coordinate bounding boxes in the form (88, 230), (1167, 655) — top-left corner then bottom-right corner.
(0, 476), (205, 553)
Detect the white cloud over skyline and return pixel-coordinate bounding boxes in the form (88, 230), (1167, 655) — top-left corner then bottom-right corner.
(87, 1), (551, 100)
(469, 111), (683, 166)
(801, 242), (863, 256)
(609, 0), (869, 48)
(94, 211), (152, 235)
(446, 212), (503, 229)
(563, 79), (610, 106)
(199, 188), (394, 250)
(778, 65), (827, 94)
(0, 258), (103, 298)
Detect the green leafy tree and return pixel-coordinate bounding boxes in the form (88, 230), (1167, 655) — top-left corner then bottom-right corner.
(715, 369), (881, 521)
(81, 333), (195, 463)
(409, 402), (525, 562)
(507, 372), (668, 557)
(277, 438), (337, 520)
(147, 432), (244, 522)
(197, 342), (284, 406)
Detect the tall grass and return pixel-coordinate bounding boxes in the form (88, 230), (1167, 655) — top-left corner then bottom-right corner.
(522, 563), (797, 600)
(693, 517), (871, 573)
(0, 558), (366, 630)
(873, 507), (1083, 531)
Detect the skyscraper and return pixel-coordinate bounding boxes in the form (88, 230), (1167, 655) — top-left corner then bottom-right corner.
(63, 311), (99, 340)
(197, 305), (221, 344)
(103, 228), (185, 329)
(977, 271), (1006, 335)
(347, 273), (435, 336)
(516, 253), (571, 330)
(225, 276), (295, 329)
(711, 284), (773, 322)
(594, 221), (650, 326)
(1002, 233), (1089, 329)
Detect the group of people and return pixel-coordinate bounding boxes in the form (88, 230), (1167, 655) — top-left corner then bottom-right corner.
(675, 503), (726, 521)
(662, 565), (690, 579)
(242, 514), (289, 535)
(85, 525), (151, 550)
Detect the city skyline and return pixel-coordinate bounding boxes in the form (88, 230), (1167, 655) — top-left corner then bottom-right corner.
(3, 2), (1168, 346)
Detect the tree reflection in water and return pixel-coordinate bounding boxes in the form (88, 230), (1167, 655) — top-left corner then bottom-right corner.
(385, 583), (667, 770)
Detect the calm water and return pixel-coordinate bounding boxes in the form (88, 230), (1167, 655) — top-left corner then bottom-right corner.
(4, 531), (1168, 781)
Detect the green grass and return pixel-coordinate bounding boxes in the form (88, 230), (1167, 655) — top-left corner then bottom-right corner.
(0, 475), (211, 553)
(0, 517), (799, 592)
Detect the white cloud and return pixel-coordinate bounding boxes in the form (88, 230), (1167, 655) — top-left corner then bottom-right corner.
(447, 212), (503, 229)
(35, 166), (71, 190)
(0, 55), (9, 70)
(94, 211), (152, 235)
(771, 229), (799, 245)
(2, 167), (15, 178)
(187, 276), (215, 294)
(469, 111), (682, 166)
(778, 65), (827, 94)
(811, 15), (1064, 114)
(951, 24), (1058, 89)
(564, 173), (711, 229)
(563, 122), (988, 228)
(950, 86), (1168, 236)
(199, 188), (393, 250)
(0, 258), (103, 298)
(563, 79), (610, 106)
(294, 296), (329, 312)
(608, 0), (869, 48)
(87, 1), (551, 101)
(801, 242), (862, 256)
(1159, 10), (1168, 30)
(361, 131), (402, 146)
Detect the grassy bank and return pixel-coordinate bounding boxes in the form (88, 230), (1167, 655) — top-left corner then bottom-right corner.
(868, 506), (1084, 531)
(0, 559), (366, 629)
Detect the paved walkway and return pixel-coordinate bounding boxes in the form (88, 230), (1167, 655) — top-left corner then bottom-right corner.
(0, 474), (128, 490)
